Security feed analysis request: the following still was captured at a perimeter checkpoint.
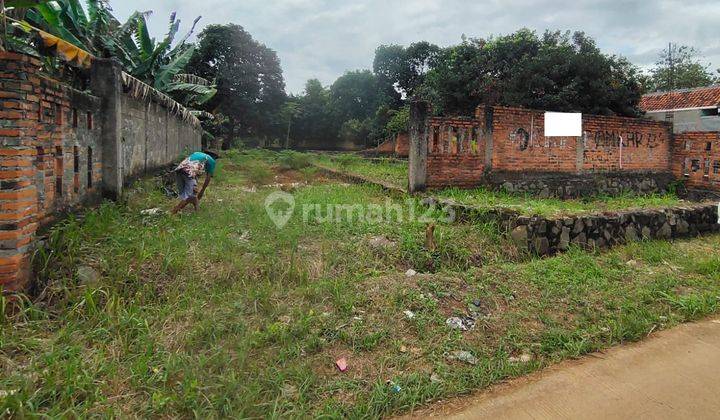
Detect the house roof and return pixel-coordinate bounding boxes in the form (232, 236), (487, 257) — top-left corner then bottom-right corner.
(640, 85), (720, 112)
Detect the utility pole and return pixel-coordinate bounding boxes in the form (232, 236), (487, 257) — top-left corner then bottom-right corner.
(668, 42), (674, 90)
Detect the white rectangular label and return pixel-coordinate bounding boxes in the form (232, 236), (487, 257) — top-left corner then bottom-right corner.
(544, 112), (582, 137)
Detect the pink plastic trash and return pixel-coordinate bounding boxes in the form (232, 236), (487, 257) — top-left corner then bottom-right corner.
(335, 357), (348, 372)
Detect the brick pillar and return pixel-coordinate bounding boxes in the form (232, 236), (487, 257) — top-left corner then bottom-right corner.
(482, 106), (494, 172)
(0, 52), (41, 292)
(408, 101), (428, 193)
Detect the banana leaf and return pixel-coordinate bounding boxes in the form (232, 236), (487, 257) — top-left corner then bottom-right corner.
(3, 0), (53, 6)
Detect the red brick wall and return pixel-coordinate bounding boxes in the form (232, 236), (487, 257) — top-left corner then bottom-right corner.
(673, 132), (720, 190)
(425, 106), (674, 189)
(488, 107), (579, 172)
(486, 106), (672, 172)
(373, 137), (396, 154)
(426, 117), (485, 188)
(581, 114), (671, 172)
(0, 52), (102, 292)
(365, 133), (409, 157)
(394, 132), (409, 157)
(0, 52), (41, 291)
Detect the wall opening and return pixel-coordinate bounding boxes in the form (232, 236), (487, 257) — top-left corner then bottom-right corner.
(691, 159), (701, 172)
(73, 146), (79, 173)
(714, 161), (720, 176)
(73, 146), (80, 193)
(706, 142), (713, 152)
(54, 147), (63, 197)
(86, 112), (93, 130)
(72, 108), (78, 128)
(87, 147), (93, 188)
(704, 159), (711, 178)
(55, 103), (62, 125)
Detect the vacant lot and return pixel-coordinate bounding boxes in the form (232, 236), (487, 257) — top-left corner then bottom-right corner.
(1, 150), (719, 418)
(312, 154), (690, 217)
(435, 187), (687, 217)
(313, 154), (408, 189)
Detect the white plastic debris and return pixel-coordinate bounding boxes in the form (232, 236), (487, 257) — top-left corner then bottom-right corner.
(446, 316), (475, 331)
(508, 353), (533, 363)
(405, 269), (417, 277)
(448, 350), (478, 365)
(140, 208), (162, 216)
(403, 310), (415, 320)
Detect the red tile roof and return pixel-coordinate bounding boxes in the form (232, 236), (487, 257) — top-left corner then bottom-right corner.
(640, 85), (720, 112)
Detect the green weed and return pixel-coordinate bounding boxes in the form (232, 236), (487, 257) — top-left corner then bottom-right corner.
(1, 150), (719, 418)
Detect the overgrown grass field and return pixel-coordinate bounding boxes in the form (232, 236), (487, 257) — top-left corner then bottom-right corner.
(313, 154), (408, 189)
(436, 187), (687, 217)
(1, 150), (719, 418)
(310, 153), (689, 217)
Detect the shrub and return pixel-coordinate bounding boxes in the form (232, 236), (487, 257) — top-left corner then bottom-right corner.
(299, 166), (318, 183)
(245, 162), (274, 185)
(278, 151), (311, 170)
(334, 154), (359, 168)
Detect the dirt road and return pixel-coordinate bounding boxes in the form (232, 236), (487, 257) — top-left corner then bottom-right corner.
(408, 318), (720, 419)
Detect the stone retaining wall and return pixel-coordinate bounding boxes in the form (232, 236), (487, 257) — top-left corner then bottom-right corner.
(509, 203), (720, 256)
(485, 171), (677, 199)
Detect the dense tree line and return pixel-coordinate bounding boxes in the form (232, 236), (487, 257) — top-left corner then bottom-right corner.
(283, 29), (666, 150)
(282, 30), (719, 150)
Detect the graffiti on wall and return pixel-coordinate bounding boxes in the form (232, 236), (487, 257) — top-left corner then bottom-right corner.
(592, 130), (663, 149)
(509, 127), (665, 151)
(509, 127), (567, 150)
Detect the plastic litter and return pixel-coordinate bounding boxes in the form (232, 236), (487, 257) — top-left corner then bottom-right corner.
(387, 381), (402, 393)
(403, 310), (415, 319)
(335, 358), (348, 372)
(140, 208), (162, 216)
(405, 269), (417, 277)
(446, 316), (476, 331)
(508, 353), (533, 363)
(448, 350), (478, 365)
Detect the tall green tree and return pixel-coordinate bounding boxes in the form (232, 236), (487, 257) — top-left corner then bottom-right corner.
(187, 24), (286, 149)
(648, 43), (716, 91)
(330, 70), (381, 122)
(423, 29), (644, 116)
(292, 79), (337, 147)
(373, 41), (440, 99)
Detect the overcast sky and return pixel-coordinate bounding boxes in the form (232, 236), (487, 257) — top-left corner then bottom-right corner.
(111, 0), (720, 94)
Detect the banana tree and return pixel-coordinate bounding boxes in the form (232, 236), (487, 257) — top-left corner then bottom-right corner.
(106, 11), (199, 89)
(166, 73), (217, 107)
(23, 0), (114, 55)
